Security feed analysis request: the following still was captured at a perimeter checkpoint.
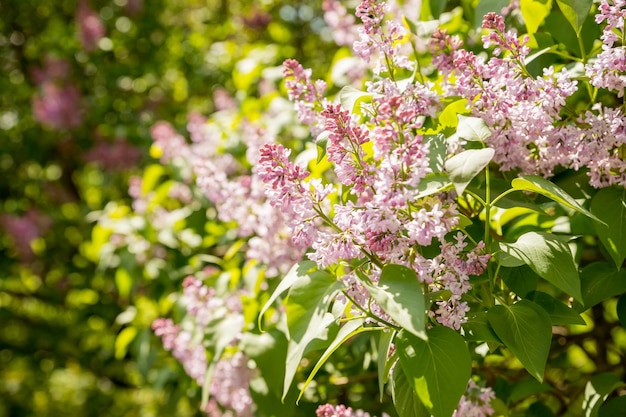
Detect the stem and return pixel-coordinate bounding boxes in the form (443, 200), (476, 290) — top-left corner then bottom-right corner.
(483, 163), (495, 307)
(342, 290), (401, 330)
(490, 187), (519, 207)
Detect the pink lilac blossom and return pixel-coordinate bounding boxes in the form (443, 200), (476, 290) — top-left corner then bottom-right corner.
(152, 318), (207, 384)
(76, 0), (106, 51)
(154, 278), (253, 416)
(453, 380), (496, 417)
(283, 59), (328, 137)
(428, 234), (490, 330)
(315, 404), (381, 417)
(563, 104), (626, 188)
(206, 352), (254, 417)
(323, 0), (360, 46)
(585, 0), (626, 96)
(353, 0), (414, 74)
(432, 15), (578, 176)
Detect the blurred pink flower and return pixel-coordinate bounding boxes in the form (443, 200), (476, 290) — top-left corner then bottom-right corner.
(76, 0), (105, 51)
(1, 209), (51, 262)
(82, 137), (142, 171)
(32, 82), (83, 130)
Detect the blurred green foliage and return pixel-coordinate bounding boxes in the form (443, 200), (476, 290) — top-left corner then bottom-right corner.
(0, 0), (338, 415)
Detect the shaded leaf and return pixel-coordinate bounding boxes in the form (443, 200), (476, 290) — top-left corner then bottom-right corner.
(284, 269), (345, 399)
(396, 327), (471, 417)
(298, 319), (373, 402)
(583, 373), (625, 417)
(392, 365), (430, 417)
(591, 186), (626, 269)
(463, 312), (502, 343)
(258, 260), (315, 330)
(580, 262), (626, 310)
(487, 300), (552, 381)
(527, 291), (585, 325)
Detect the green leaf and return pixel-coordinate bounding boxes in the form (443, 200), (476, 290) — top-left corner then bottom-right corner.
(363, 264), (427, 339)
(556, 0), (593, 34)
(520, 0), (553, 34)
(527, 291), (586, 325)
(240, 330), (288, 398)
(378, 330), (395, 401)
(580, 262), (626, 310)
(315, 131), (329, 163)
(583, 373), (625, 417)
(451, 115), (491, 142)
(416, 173), (452, 199)
(599, 395), (626, 417)
(438, 98), (469, 129)
(591, 186), (626, 269)
(258, 260), (316, 330)
(396, 327), (471, 417)
(512, 175), (603, 223)
(487, 300), (552, 381)
(283, 269), (345, 399)
(509, 378), (553, 404)
(444, 148), (495, 195)
(463, 312), (502, 343)
(499, 231), (582, 302)
(424, 134), (447, 172)
(500, 265), (539, 297)
(114, 326), (137, 360)
(392, 365), (430, 417)
(429, 0), (447, 18)
(339, 85), (373, 113)
(617, 294), (626, 328)
(297, 319), (373, 402)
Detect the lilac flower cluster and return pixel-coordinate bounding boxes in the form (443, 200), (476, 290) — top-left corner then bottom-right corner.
(452, 380), (496, 417)
(586, 0), (626, 96)
(153, 277), (252, 417)
(353, 0), (414, 74)
(262, 57), (490, 328)
(283, 59), (328, 137)
(31, 57), (83, 130)
(76, 0), (106, 52)
(149, 110), (307, 276)
(315, 403), (387, 417)
(432, 9), (626, 186)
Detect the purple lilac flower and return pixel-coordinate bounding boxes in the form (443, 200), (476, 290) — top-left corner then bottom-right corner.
(32, 82), (83, 130)
(453, 380), (496, 417)
(585, 0), (626, 96)
(353, 0), (414, 74)
(76, 0), (105, 52)
(283, 59), (328, 137)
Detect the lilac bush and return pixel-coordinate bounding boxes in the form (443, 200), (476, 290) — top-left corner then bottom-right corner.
(95, 0), (626, 416)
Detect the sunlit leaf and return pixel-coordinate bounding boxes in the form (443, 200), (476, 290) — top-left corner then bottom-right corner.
(444, 148), (495, 195)
(499, 231), (582, 302)
(363, 264), (427, 340)
(512, 175), (602, 223)
(591, 186), (626, 269)
(556, 0), (593, 34)
(396, 327), (471, 417)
